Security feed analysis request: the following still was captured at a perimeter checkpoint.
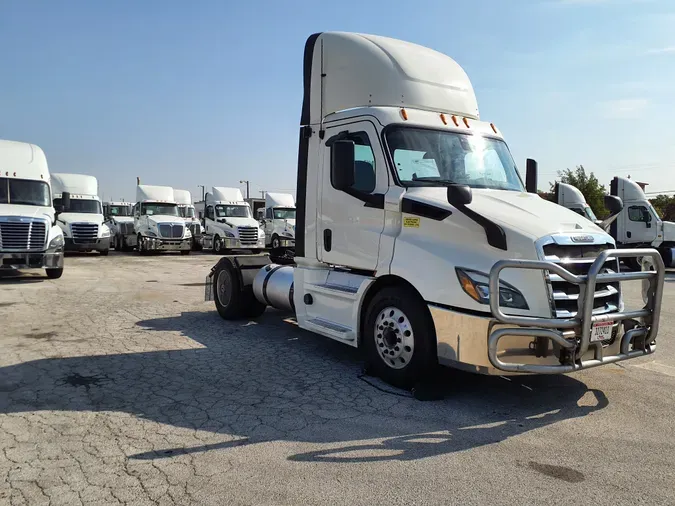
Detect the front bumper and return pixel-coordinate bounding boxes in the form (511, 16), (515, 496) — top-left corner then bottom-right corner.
(0, 249), (64, 270)
(144, 236), (191, 251)
(432, 248), (665, 375)
(222, 237), (266, 250)
(65, 237), (110, 252)
(276, 237), (295, 248)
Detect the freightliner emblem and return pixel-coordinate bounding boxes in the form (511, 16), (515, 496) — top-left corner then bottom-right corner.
(571, 235), (594, 243)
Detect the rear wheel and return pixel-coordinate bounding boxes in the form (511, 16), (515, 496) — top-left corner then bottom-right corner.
(46, 268), (63, 279)
(213, 260), (266, 320)
(363, 286), (437, 389)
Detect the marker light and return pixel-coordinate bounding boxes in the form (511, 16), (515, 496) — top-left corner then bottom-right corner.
(463, 117), (470, 128)
(490, 123), (498, 134)
(440, 113), (447, 125)
(400, 108), (408, 120)
(451, 115), (459, 127)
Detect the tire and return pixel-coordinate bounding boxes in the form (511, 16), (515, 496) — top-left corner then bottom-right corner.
(100, 249), (109, 256)
(181, 249), (191, 256)
(137, 235), (148, 256)
(363, 286), (437, 389)
(271, 235), (280, 250)
(213, 235), (223, 254)
(213, 260), (243, 319)
(624, 257), (641, 271)
(46, 268), (63, 279)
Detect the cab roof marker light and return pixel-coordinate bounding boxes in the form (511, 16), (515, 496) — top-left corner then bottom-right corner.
(400, 108), (408, 120)
(490, 123), (498, 134)
(463, 117), (470, 128)
(451, 115), (459, 127)
(440, 113), (447, 125)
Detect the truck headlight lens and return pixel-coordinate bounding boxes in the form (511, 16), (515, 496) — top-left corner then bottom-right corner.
(146, 231), (157, 237)
(224, 231), (235, 238)
(282, 231), (292, 237)
(455, 268), (529, 310)
(184, 229), (192, 238)
(48, 234), (65, 249)
(101, 227), (111, 238)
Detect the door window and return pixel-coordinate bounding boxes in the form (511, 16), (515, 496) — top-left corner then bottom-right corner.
(628, 206), (650, 222)
(206, 206), (214, 220)
(330, 131), (376, 194)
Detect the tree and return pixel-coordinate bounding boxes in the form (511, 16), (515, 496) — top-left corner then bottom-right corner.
(550, 165), (608, 219)
(649, 194), (675, 221)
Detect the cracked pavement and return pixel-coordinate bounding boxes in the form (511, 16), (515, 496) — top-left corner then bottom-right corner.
(1, 252), (674, 505)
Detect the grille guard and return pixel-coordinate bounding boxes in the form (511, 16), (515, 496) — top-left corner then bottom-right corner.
(487, 248), (665, 374)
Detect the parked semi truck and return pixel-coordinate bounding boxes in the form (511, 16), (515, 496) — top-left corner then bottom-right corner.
(0, 139), (65, 279)
(51, 173), (110, 255)
(200, 187), (265, 253)
(174, 189), (203, 250)
(260, 192), (296, 251)
(555, 183), (601, 225)
(124, 184), (192, 255)
(103, 201), (134, 250)
(205, 32), (665, 388)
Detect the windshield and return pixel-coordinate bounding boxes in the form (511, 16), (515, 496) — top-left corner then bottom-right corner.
(108, 205), (131, 217)
(385, 127), (524, 191)
(215, 205), (250, 218)
(0, 178), (51, 206)
(54, 198), (102, 214)
(141, 203), (179, 216)
(584, 206), (597, 222)
(179, 206), (195, 218)
(273, 208), (296, 220)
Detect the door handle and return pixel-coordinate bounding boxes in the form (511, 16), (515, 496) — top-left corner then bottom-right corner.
(323, 229), (332, 252)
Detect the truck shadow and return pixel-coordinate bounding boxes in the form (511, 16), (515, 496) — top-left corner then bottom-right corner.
(0, 271), (46, 284)
(0, 310), (608, 464)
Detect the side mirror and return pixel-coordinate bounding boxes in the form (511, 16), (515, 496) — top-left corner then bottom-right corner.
(525, 159), (538, 194)
(603, 195), (623, 215)
(447, 184), (473, 206)
(61, 191), (71, 211)
(331, 140), (355, 190)
(54, 204), (64, 214)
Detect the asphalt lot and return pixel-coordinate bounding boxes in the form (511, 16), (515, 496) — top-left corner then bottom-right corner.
(1, 252), (674, 505)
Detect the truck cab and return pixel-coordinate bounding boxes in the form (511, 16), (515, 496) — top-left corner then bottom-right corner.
(0, 139), (65, 279)
(103, 201), (134, 251)
(127, 184), (192, 255)
(173, 189), (203, 250)
(201, 187), (265, 253)
(610, 176), (675, 267)
(206, 32), (665, 389)
(260, 192), (296, 250)
(555, 183), (600, 225)
(51, 173), (111, 255)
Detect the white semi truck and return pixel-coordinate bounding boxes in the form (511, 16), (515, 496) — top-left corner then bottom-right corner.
(554, 183), (601, 225)
(200, 187), (265, 253)
(205, 32), (665, 388)
(260, 192), (296, 250)
(125, 184), (192, 255)
(103, 202), (134, 251)
(174, 189), (203, 250)
(0, 139), (65, 279)
(51, 173), (111, 255)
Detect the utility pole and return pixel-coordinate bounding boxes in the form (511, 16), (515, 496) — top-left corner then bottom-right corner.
(259, 190), (266, 198)
(198, 185), (206, 202)
(240, 180), (250, 200)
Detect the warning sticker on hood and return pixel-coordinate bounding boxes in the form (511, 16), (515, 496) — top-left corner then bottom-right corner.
(403, 216), (420, 228)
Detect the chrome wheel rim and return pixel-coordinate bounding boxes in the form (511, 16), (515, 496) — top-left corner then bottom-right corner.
(214, 237), (221, 252)
(216, 269), (232, 307)
(374, 306), (414, 369)
(272, 237), (280, 249)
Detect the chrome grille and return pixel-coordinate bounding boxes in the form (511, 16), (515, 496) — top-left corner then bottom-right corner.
(188, 222), (201, 237)
(0, 220), (47, 251)
(159, 224), (184, 238)
(71, 223), (98, 243)
(119, 222), (135, 235)
(543, 243), (621, 319)
(237, 226), (258, 245)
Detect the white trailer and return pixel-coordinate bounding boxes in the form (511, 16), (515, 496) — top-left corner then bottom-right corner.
(103, 202), (134, 251)
(174, 189), (203, 250)
(0, 139), (65, 278)
(260, 192), (296, 250)
(205, 32), (665, 389)
(125, 184), (192, 255)
(201, 187), (265, 253)
(51, 173), (110, 255)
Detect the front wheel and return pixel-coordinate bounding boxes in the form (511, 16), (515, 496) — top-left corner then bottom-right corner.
(181, 249), (191, 256)
(137, 235), (148, 256)
(100, 249), (109, 256)
(363, 286), (437, 389)
(213, 235), (223, 254)
(46, 268), (63, 279)
(271, 235), (280, 250)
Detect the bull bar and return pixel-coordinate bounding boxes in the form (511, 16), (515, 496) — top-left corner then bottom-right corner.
(487, 248), (665, 374)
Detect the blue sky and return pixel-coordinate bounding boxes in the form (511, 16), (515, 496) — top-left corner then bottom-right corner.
(1, 0), (674, 201)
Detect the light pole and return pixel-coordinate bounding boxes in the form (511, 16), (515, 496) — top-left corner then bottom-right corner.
(198, 185), (205, 202)
(240, 180), (250, 200)
(259, 190), (266, 198)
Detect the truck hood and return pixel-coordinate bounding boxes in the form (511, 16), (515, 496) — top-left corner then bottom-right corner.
(56, 212), (103, 224)
(0, 204), (54, 222)
(406, 187), (606, 240)
(216, 217), (259, 228)
(111, 216), (134, 224)
(661, 220), (675, 241)
(147, 215), (184, 225)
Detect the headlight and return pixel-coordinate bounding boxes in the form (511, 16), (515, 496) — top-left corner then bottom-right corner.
(146, 231), (157, 237)
(101, 226), (111, 238)
(282, 231), (293, 237)
(48, 234), (64, 249)
(184, 229), (192, 238)
(224, 231), (235, 238)
(455, 268), (529, 310)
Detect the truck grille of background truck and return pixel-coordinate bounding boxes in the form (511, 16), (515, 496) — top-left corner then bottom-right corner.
(120, 222), (134, 235)
(0, 220), (46, 251)
(71, 223), (99, 244)
(237, 226), (258, 245)
(543, 243), (621, 325)
(158, 224), (184, 239)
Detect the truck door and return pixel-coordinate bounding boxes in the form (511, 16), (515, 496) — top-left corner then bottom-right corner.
(623, 204), (657, 244)
(319, 120), (387, 271)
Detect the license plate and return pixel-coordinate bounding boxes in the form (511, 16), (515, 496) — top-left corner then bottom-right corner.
(590, 321), (613, 342)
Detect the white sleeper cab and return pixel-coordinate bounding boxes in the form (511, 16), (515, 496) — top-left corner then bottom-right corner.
(51, 173), (111, 255)
(205, 32), (665, 389)
(125, 184), (192, 255)
(260, 192), (296, 251)
(174, 189), (203, 250)
(103, 201), (134, 251)
(200, 187), (265, 253)
(0, 139), (65, 279)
